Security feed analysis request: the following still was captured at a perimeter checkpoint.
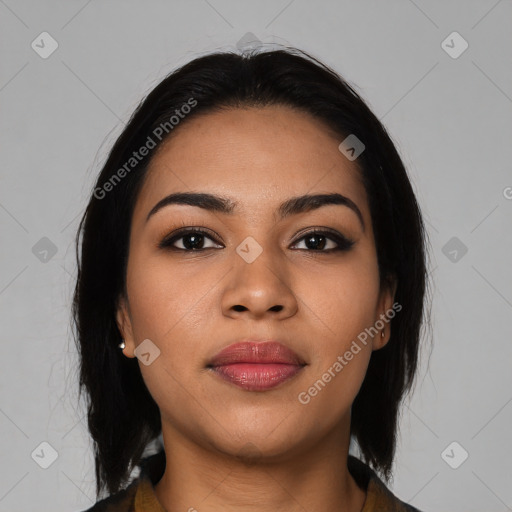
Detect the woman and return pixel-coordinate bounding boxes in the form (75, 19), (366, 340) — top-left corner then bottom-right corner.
(73, 46), (430, 512)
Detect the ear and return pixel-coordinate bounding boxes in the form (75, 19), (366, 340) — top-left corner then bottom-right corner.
(116, 295), (136, 358)
(372, 274), (398, 351)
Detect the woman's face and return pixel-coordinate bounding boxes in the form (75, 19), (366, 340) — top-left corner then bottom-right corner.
(117, 105), (395, 459)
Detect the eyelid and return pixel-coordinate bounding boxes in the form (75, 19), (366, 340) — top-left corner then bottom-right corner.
(291, 226), (350, 242)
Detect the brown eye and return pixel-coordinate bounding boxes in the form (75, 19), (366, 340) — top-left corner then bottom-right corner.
(159, 228), (223, 251)
(291, 229), (354, 252)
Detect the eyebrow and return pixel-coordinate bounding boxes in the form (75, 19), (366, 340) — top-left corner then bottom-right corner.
(145, 192), (365, 231)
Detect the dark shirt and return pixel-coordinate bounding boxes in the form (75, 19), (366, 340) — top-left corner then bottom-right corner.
(83, 451), (423, 511)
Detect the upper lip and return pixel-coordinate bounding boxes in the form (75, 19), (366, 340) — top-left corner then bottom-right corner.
(208, 340), (306, 367)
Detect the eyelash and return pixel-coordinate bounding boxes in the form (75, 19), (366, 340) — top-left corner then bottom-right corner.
(158, 227), (355, 253)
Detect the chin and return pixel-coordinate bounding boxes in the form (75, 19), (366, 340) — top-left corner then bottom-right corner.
(206, 427), (302, 464)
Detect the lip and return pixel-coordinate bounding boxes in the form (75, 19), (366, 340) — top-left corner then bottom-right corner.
(207, 341), (306, 391)
(208, 341), (306, 366)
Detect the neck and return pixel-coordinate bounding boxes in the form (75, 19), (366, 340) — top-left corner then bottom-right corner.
(154, 421), (367, 512)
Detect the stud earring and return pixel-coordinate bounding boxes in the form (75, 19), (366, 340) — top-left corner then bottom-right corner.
(119, 339), (126, 349)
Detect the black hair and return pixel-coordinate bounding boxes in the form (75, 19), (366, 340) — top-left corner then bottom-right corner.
(72, 46), (431, 499)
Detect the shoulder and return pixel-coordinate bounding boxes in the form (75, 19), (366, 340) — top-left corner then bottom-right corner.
(348, 455), (425, 512)
(79, 479), (139, 512)
(78, 450), (166, 512)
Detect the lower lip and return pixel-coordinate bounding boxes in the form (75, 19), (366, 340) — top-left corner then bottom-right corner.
(210, 363), (304, 391)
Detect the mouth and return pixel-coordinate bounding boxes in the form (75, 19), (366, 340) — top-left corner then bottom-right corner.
(206, 341), (307, 391)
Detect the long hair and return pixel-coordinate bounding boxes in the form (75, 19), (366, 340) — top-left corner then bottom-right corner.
(71, 46), (431, 498)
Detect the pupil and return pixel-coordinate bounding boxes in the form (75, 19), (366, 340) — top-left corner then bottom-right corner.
(306, 234), (325, 250)
(184, 233), (203, 250)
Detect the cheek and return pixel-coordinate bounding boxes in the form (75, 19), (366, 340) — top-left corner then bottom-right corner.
(124, 251), (217, 424)
(124, 248), (223, 410)
(294, 273), (377, 425)
(293, 252), (380, 407)
(299, 250), (381, 350)
(125, 249), (218, 342)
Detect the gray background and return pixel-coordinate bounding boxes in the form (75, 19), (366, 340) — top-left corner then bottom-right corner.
(1, 1), (511, 511)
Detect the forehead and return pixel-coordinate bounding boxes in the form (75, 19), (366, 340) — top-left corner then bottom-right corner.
(134, 105), (368, 222)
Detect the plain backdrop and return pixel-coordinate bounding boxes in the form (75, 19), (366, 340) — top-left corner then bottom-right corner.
(0, 1), (511, 511)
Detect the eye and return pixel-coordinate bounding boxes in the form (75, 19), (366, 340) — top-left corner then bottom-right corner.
(291, 229), (354, 252)
(158, 227), (355, 253)
(158, 228), (223, 251)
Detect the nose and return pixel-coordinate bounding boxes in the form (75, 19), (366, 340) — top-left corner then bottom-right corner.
(221, 246), (298, 321)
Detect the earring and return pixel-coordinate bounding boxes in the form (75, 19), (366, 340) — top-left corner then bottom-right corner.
(119, 339), (126, 349)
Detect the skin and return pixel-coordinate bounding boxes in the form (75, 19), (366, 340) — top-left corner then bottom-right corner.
(116, 105), (396, 512)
